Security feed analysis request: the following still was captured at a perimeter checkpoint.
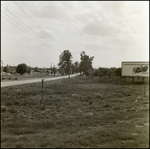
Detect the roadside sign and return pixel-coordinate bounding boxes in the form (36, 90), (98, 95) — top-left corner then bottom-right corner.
(122, 61), (149, 77)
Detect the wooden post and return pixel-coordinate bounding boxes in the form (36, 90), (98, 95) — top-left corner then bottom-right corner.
(40, 79), (44, 107)
(132, 77), (134, 84)
(142, 77), (145, 97)
(144, 85), (145, 97)
(124, 76), (125, 84)
(42, 79), (44, 88)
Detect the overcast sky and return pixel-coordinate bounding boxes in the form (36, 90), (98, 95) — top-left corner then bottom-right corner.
(1, 1), (149, 68)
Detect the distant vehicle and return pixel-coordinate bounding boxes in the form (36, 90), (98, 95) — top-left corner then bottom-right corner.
(132, 65), (148, 74)
(1, 72), (11, 80)
(2, 72), (10, 75)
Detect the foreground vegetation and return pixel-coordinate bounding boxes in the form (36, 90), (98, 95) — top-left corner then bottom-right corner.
(1, 76), (149, 148)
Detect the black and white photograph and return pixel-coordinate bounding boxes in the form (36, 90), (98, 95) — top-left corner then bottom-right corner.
(1, 1), (149, 148)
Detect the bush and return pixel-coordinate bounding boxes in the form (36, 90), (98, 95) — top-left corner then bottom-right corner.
(115, 68), (121, 76)
(93, 69), (99, 77)
(16, 63), (30, 75)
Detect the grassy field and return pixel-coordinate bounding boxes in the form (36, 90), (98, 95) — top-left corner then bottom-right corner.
(1, 76), (149, 148)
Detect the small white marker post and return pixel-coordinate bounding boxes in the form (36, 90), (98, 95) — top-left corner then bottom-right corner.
(142, 77), (146, 97)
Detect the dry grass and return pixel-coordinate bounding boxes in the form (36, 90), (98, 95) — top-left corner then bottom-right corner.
(1, 76), (149, 148)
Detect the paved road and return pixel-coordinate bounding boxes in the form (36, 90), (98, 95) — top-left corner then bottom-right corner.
(1, 73), (80, 88)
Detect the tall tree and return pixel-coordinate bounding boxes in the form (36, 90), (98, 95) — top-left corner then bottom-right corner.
(80, 51), (94, 76)
(58, 50), (72, 78)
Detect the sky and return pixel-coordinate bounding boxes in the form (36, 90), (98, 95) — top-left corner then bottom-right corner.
(1, 1), (149, 69)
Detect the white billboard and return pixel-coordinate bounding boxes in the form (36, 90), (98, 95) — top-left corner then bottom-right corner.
(122, 61), (149, 77)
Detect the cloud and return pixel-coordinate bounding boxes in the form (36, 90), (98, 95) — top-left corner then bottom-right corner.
(1, 1), (149, 68)
(100, 1), (125, 16)
(83, 20), (118, 37)
(82, 1), (148, 36)
(30, 1), (67, 20)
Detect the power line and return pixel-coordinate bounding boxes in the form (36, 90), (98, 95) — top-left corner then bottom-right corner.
(1, 15), (45, 46)
(1, 11), (58, 53)
(1, 6), (47, 44)
(1, 4), (61, 51)
(1, 5), (60, 53)
(13, 1), (64, 50)
(1, 17), (60, 67)
(1, 15), (60, 54)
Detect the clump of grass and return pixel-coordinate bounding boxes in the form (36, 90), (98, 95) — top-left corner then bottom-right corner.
(7, 108), (17, 114)
(95, 94), (104, 100)
(11, 127), (36, 135)
(104, 104), (111, 108)
(14, 101), (19, 105)
(5, 101), (14, 106)
(40, 105), (45, 110)
(16, 144), (23, 148)
(89, 101), (93, 105)
(1, 106), (7, 113)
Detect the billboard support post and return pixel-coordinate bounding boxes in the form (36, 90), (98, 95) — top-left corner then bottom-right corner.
(124, 76), (125, 84)
(132, 77), (134, 84)
(144, 85), (146, 97)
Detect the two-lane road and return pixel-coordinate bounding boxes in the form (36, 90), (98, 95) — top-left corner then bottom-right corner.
(1, 73), (80, 88)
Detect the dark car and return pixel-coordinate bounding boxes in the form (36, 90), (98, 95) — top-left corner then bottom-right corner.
(132, 65), (148, 73)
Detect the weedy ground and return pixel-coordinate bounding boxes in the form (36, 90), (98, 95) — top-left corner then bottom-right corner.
(1, 76), (149, 148)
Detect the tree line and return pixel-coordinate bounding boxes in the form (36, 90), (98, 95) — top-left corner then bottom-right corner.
(2, 50), (121, 77)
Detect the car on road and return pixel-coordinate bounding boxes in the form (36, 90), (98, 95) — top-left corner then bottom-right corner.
(1, 72), (11, 80)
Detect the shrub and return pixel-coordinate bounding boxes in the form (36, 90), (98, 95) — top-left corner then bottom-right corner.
(16, 63), (30, 75)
